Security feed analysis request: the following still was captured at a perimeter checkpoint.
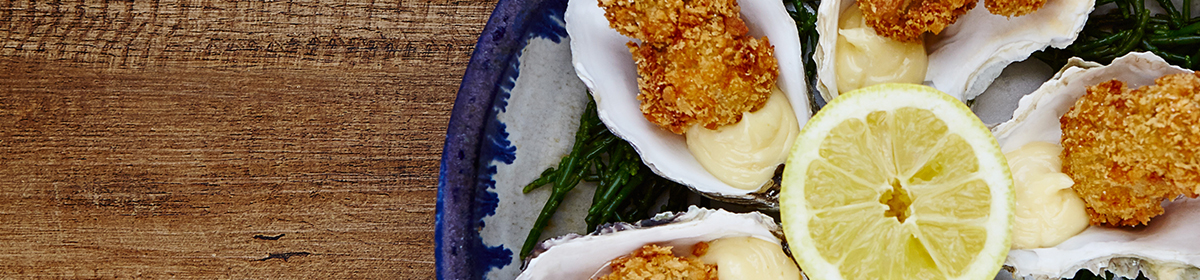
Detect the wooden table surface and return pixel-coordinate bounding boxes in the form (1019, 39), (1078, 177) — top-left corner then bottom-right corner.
(0, 0), (495, 278)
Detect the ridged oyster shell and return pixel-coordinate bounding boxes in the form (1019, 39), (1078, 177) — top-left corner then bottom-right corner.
(516, 206), (786, 279)
(813, 0), (1093, 102)
(993, 52), (1200, 280)
(563, 0), (810, 208)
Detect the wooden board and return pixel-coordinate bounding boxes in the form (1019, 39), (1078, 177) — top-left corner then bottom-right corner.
(0, 0), (493, 277)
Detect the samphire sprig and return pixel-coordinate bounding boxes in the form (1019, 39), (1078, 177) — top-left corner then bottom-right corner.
(519, 94), (689, 259)
(1036, 0), (1200, 69)
(783, 0), (825, 109)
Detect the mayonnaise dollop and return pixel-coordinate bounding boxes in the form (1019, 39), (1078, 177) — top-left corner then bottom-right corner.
(698, 237), (801, 280)
(686, 88), (799, 190)
(1005, 141), (1089, 249)
(835, 5), (928, 94)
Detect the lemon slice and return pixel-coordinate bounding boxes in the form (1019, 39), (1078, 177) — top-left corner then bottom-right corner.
(780, 83), (1012, 280)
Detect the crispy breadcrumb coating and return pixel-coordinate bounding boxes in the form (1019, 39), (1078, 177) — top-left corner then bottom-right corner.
(985, 0), (1046, 17)
(599, 0), (779, 134)
(1060, 72), (1200, 227)
(598, 244), (717, 280)
(857, 0), (977, 42)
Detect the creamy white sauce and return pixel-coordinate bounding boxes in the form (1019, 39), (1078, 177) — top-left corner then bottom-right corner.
(1005, 141), (1089, 249)
(686, 88), (799, 190)
(698, 236), (801, 280)
(834, 5), (928, 94)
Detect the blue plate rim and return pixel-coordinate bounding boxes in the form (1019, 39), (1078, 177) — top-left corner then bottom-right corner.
(435, 0), (555, 278)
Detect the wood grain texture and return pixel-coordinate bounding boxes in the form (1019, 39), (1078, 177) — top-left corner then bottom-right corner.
(0, 0), (494, 278)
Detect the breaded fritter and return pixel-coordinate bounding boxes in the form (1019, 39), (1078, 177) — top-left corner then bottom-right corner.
(598, 244), (717, 280)
(857, 0), (977, 42)
(1060, 72), (1200, 227)
(985, 0), (1046, 17)
(600, 0), (779, 134)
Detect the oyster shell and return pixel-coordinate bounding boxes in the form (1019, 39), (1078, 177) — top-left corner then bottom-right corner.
(563, 0), (810, 208)
(992, 52), (1200, 280)
(516, 206), (788, 279)
(813, 0), (1093, 102)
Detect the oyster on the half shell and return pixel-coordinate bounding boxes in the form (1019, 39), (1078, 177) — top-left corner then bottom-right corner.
(563, 0), (810, 208)
(993, 52), (1200, 280)
(516, 206), (791, 279)
(813, 0), (1093, 102)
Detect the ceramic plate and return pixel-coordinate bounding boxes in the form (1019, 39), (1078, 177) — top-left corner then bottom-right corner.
(434, 0), (1196, 278)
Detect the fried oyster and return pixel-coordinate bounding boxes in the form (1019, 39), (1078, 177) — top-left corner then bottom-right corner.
(598, 244), (718, 280)
(599, 0), (779, 134)
(857, 0), (977, 42)
(856, 0), (1051, 42)
(985, 0), (1047, 17)
(1060, 72), (1200, 227)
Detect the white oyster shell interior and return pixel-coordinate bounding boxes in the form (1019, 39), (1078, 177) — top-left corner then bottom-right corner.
(563, 0), (810, 201)
(814, 0), (1094, 102)
(993, 52), (1200, 280)
(516, 206), (782, 280)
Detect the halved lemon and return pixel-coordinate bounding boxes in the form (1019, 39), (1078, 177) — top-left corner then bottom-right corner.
(780, 83), (1012, 280)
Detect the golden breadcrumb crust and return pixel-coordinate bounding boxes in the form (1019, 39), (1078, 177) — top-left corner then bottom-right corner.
(599, 0), (779, 134)
(985, 0), (1046, 17)
(597, 244), (717, 280)
(857, 0), (977, 42)
(1060, 72), (1200, 227)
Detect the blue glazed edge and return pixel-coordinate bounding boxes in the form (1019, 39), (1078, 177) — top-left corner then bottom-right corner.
(436, 0), (569, 278)
(468, 32), (521, 278)
(472, 1), (571, 277)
